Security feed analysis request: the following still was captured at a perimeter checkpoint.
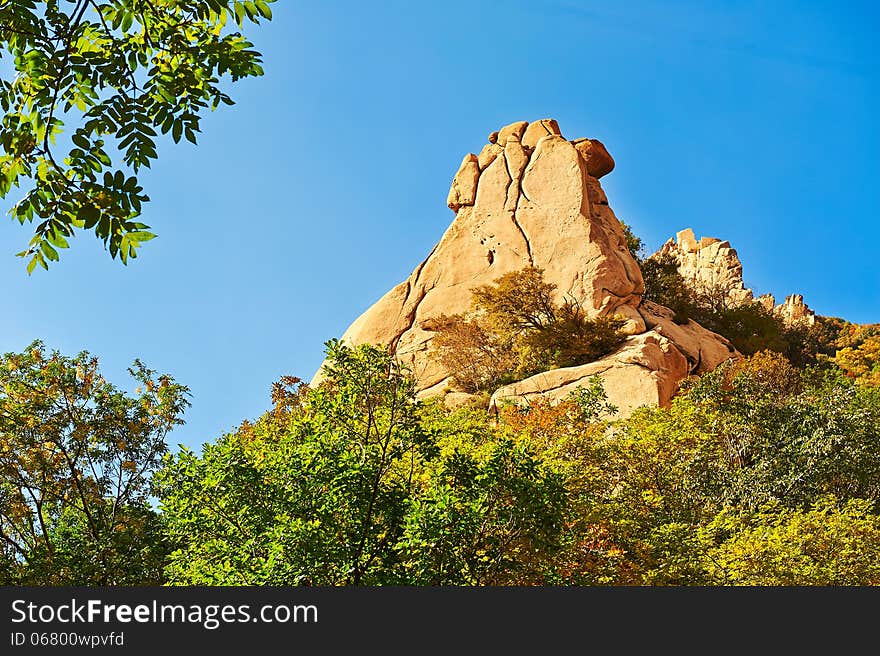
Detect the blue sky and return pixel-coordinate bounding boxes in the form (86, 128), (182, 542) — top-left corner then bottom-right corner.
(2, 1), (877, 450)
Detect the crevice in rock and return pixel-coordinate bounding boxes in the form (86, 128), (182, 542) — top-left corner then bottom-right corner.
(600, 287), (631, 300)
(502, 154), (534, 266)
(389, 284), (428, 353)
(618, 358), (656, 373)
(398, 244), (438, 325)
(669, 343), (697, 373)
(511, 211), (534, 265)
(413, 244), (437, 285)
(393, 280), (412, 327)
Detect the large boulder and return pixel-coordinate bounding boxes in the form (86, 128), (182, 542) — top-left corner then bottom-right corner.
(637, 301), (735, 374)
(490, 332), (689, 419)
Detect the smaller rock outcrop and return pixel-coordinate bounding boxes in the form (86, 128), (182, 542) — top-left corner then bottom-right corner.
(490, 331), (689, 417)
(777, 294), (816, 326)
(571, 138), (615, 178)
(758, 293), (817, 326)
(657, 228), (818, 327)
(657, 228), (753, 306)
(446, 154), (480, 211)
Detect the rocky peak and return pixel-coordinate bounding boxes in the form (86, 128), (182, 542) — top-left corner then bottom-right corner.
(657, 228), (753, 307)
(758, 293), (817, 326)
(315, 120), (737, 417)
(658, 228), (817, 326)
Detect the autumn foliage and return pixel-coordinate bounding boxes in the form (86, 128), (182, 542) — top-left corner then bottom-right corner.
(0, 342), (189, 584)
(2, 332), (879, 585)
(429, 267), (626, 393)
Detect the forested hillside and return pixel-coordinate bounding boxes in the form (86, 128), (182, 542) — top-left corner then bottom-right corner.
(3, 251), (878, 585)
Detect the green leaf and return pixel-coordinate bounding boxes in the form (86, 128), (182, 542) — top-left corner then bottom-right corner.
(127, 231), (156, 242)
(41, 241), (59, 261)
(48, 231), (69, 249)
(255, 0), (273, 19)
(233, 1), (246, 25)
(78, 204), (101, 229)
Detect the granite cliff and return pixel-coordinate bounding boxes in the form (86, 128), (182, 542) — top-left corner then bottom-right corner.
(314, 119), (742, 417)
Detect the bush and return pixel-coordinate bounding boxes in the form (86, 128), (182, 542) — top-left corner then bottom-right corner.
(428, 268), (627, 393)
(640, 253), (697, 324)
(836, 334), (880, 387)
(698, 303), (788, 356)
(426, 314), (518, 393)
(524, 300), (627, 370)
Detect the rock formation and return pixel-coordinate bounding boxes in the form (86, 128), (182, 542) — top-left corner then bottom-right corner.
(490, 332), (688, 418)
(657, 228), (753, 307)
(658, 229), (816, 326)
(314, 120), (738, 417)
(758, 293), (816, 326)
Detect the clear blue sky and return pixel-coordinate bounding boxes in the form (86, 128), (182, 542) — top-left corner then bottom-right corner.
(2, 1), (877, 451)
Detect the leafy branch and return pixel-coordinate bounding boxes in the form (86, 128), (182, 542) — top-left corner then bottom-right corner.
(0, 0), (275, 271)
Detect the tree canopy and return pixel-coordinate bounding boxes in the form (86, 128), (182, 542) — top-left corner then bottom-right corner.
(0, 0), (274, 271)
(157, 341), (567, 585)
(0, 341), (189, 583)
(2, 334), (879, 586)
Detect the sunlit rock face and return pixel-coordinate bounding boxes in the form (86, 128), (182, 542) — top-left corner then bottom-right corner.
(658, 229), (816, 327)
(314, 120), (737, 417)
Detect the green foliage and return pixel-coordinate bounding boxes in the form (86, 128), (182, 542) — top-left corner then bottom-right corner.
(524, 301), (627, 370)
(702, 498), (880, 585)
(399, 436), (566, 585)
(158, 340), (420, 585)
(0, 340), (189, 584)
(567, 375), (618, 422)
(639, 253), (695, 323)
(0, 0), (274, 269)
(573, 352), (880, 584)
(158, 341), (567, 585)
(619, 220), (644, 260)
(700, 303), (788, 356)
(9, 335), (876, 586)
(682, 353), (880, 509)
(778, 317), (835, 367)
(430, 267), (627, 393)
